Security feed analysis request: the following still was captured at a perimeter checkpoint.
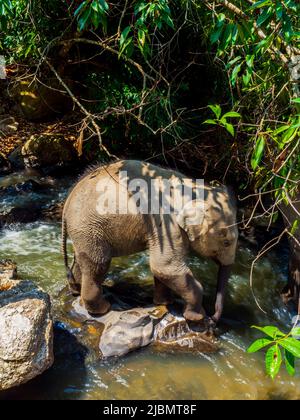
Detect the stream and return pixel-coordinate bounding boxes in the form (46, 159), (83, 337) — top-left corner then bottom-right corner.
(0, 171), (299, 400)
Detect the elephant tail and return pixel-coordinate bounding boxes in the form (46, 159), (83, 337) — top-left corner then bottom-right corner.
(61, 218), (73, 281)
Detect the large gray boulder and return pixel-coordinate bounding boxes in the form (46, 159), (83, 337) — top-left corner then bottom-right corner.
(73, 300), (154, 357)
(72, 298), (219, 358)
(0, 261), (54, 391)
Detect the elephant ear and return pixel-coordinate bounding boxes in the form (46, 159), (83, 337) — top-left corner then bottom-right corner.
(176, 199), (206, 242)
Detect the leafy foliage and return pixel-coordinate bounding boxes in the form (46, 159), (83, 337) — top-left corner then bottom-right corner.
(203, 104), (241, 137)
(247, 325), (300, 379)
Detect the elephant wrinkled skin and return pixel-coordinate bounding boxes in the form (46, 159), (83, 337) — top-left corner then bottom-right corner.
(62, 160), (238, 324)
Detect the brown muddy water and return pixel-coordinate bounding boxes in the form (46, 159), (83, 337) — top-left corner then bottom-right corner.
(0, 219), (299, 400)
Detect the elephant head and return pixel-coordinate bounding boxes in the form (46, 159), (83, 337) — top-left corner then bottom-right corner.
(177, 186), (238, 323)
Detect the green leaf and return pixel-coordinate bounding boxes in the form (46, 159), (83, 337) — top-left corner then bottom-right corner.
(138, 28), (146, 47)
(210, 26), (223, 44)
(224, 122), (235, 137)
(119, 37), (133, 57)
(257, 8), (272, 26)
(98, 0), (109, 12)
(74, 1), (88, 17)
(91, 10), (100, 29)
(230, 63), (242, 86)
(281, 126), (298, 146)
(250, 0), (272, 10)
(247, 338), (273, 353)
(273, 125), (290, 135)
(226, 56), (242, 69)
(292, 98), (300, 104)
(280, 337), (300, 358)
(291, 326), (300, 339)
(251, 136), (265, 170)
(291, 220), (300, 236)
(208, 104), (222, 119)
(252, 325), (285, 339)
(284, 349), (295, 376)
(222, 111), (241, 119)
(120, 26), (131, 47)
(242, 70), (252, 86)
(203, 119), (217, 125)
(163, 14), (174, 30)
(266, 345), (282, 379)
(78, 8), (92, 31)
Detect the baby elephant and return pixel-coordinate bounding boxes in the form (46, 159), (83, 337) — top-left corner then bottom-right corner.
(62, 160), (238, 324)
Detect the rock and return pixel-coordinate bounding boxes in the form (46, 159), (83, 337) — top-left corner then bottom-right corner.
(0, 115), (19, 137)
(8, 146), (25, 171)
(0, 206), (42, 227)
(42, 201), (64, 222)
(72, 299), (154, 358)
(22, 133), (77, 168)
(11, 80), (72, 121)
(0, 266), (54, 390)
(153, 313), (219, 353)
(0, 260), (17, 280)
(100, 311), (154, 358)
(0, 180), (45, 197)
(72, 298), (219, 358)
(0, 152), (11, 175)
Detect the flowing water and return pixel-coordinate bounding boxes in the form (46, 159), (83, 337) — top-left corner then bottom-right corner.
(0, 174), (299, 400)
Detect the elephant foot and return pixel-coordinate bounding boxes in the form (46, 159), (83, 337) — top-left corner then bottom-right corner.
(153, 296), (174, 306)
(183, 307), (206, 322)
(82, 297), (111, 317)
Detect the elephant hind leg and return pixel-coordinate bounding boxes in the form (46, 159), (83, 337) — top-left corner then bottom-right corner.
(153, 277), (174, 305)
(78, 251), (111, 316)
(68, 258), (82, 296)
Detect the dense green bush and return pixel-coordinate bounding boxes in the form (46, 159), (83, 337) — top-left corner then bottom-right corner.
(0, 0), (299, 195)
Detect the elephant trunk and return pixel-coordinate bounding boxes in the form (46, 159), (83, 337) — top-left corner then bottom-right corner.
(212, 264), (232, 323)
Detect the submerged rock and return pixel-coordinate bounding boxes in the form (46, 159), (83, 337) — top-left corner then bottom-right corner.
(0, 262), (54, 390)
(72, 298), (219, 358)
(22, 133), (77, 169)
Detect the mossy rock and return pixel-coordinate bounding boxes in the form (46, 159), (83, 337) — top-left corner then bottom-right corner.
(22, 134), (77, 168)
(12, 79), (72, 121)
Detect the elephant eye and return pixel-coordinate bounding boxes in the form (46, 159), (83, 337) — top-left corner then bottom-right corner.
(223, 240), (231, 247)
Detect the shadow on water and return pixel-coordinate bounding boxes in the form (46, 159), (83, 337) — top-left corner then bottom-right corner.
(0, 324), (89, 401)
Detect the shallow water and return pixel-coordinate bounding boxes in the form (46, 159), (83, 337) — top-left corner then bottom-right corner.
(0, 220), (299, 400)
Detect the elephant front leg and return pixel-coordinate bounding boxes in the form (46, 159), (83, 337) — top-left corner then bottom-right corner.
(211, 264), (232, 324)
(153, 270), (206, 322)
(153, 277), (174, 306)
